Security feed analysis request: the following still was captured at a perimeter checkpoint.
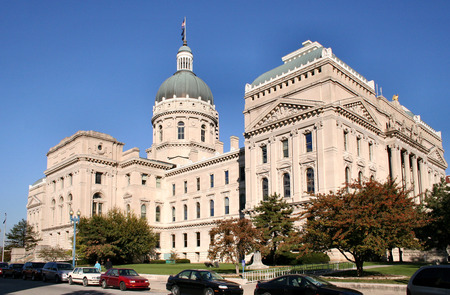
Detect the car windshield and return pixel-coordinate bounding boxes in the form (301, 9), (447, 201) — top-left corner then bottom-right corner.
(199, 271), (224, 281)
(32, 263), (45, 268)
(305, 276), (333, 287)
(83, 268), (100, 273)
(57, 264), (73, 270)
(119, 269), (138, 276)
(0, 263), (8, 267)
(13, 264), (24, 269)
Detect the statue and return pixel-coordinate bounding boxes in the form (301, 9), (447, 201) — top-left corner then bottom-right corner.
(246, 251), (269, 270)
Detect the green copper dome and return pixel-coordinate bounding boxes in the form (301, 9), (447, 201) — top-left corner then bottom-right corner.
(155, 70), (214, 104)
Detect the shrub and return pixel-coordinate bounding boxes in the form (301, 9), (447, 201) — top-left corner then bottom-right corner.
(295, 252), (330, 265)
(148, 259), (166, 264)
(175, 258), (190, 264)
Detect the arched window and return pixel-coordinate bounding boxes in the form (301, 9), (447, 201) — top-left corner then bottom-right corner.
(159, 125), (163, 142)
(358, 171), (363, 184)
(178, 121), (185, 140)
(172, 206), (176, 222)
(283, 173), (291, 198)
(306, 168), (315, 193)
(201, 124), (206, 142)
(224, 197), (230, 215)
(141, 204), (147, 219)
(345, 167), (351, 184)
(68, 194), (73, 202)
(196, 202), (200, 219)
(51, 199), (56, 225)
(184, 204), (188, 220)
(155, 206), (161, 222)
(126, 204), (131, 216)
(59, 196), (64, 224)
(262, 178), (269, 200)
(210, 200), (214, 217)
(92, 193), (102, 216)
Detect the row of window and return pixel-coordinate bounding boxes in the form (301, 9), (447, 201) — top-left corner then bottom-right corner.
(157, 123), (208, 143)
(261, 168), (315, 199)
(172, 171), (229, 196)
(171, 232), (202, 248)
(261, 132), (313, 163)
(343, 130), (374, 160)
(50, 174), (74, 192)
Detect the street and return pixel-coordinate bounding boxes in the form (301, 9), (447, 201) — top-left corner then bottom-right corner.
(0, 276), (405, 295)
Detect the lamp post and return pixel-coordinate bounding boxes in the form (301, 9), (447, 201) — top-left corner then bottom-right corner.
(69, 209), (81, 268)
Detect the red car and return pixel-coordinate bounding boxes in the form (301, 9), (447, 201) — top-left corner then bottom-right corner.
(100, 268), (150, 291)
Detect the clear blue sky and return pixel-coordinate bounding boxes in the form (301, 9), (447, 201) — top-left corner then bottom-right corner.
(1, 1), (449, 236)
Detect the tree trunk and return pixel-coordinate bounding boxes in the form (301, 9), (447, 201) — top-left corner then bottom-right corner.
(398, 248), (403, 262)
(388, 248), (393, 262)
(355, 259), (364, 277)
(235, 263), (240, 275)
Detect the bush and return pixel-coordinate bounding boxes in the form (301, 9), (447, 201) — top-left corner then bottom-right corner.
(148, 260), (166, 264)
(295, 252), (330, 265)
(175, 259), (190, 264)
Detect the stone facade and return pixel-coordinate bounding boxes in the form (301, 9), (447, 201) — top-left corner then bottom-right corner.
(27, 40), (447, 262)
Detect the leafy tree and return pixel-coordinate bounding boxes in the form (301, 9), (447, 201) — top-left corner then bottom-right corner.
(301, 179), (425, 276)
(76, 208), (157, 264)
(39, 246), (70, 262)
(252, 193), (297, 264)
(208, 218), (261, 274)
(416, 178), (450, 250)
(6, 219), (41, 250)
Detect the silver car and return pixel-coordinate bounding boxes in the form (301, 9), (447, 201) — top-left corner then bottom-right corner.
(68, 267), (101, 286)
(407, 265), (450, 295)
(42, 262), (73, 283)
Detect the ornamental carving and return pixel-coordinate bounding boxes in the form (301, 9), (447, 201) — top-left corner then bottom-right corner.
(256, 103), (312, 128)
(343, 101), (376, 125)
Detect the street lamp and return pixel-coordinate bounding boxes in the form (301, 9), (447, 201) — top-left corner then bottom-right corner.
(69, 209), (81, 268)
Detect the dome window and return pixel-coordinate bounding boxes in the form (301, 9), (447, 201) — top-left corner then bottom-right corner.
(178, 121), (185, 140)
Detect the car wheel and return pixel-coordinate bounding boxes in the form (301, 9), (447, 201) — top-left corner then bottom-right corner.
(83, 277), (88, 287)
(55, 275), (60, 283)
(262, 292), (271, 295)
(172, 285), (180, 295)
(68, 276), (73, 285)
(204, 287), (214, 295)
(101, 279), (108, 289)
(119, 281), (127, 291)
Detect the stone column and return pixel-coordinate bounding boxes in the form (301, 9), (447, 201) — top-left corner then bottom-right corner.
(389, 145), (401, 182)
(402, 150), (411, 190)
(411, 155), (420, 202)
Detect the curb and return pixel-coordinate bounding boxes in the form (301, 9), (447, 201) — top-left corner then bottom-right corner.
(334, 282), (406, 291)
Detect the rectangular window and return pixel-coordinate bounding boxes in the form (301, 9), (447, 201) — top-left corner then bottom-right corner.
(95, 172), (102, 184)
(172, 234), (176, 248)
(210, 174), (214, 188)
(305, 132), (313, 152)
(172, 183), (176, 196)
(183, 233), (188, 247)
(282, 139), (289, 158)
(68, 174), (73, 186)
(197, 177), (201, 191)
(196, 232), (201, 247)
(344, 131), (348, 151)
(156, 233), (160, 248)
(240, 166), (245, 181)
(357, 137), (361, 156)
(261, 145), (267, 163)
(156, 176), (161, 188)
(224, 170), (229, 185)
(142, 174), (148, 185)
(369, 142), (373, 161)
(184, 181), (188, 193)
(60, 177), (64, 189)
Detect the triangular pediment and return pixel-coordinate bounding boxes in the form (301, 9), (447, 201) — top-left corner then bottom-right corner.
(342, 98), (379, 126)
(27, 195), (42, 209)
(250, 99), (321, 131)
(428, 147), (448, 167)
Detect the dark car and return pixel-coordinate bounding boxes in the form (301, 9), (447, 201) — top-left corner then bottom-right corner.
(254, 274), (363, 295)
(2, 263), (24, 278)
(407, 265), (450, 295)
(22, 262), (46, 280)
(0, 262), (8, 277)
(166, 269), (243, 295)
(42, 262), (74, 283)
(100, 268), (149, 291)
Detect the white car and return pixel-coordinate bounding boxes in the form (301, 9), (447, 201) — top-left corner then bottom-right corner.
(68, 267), (101, 286)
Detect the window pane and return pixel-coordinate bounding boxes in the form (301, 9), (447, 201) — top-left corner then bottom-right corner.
(307, 168), (315, 193)
(283, 174), (290, 198)
(305, 132), (313, 152)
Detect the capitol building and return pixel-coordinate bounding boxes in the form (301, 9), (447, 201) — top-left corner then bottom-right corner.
(26, 39), (447, 262)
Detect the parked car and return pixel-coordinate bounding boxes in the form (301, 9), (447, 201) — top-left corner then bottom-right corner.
(166, 269), (243, 295)
(22, 262), (46, 280)
(2, 263), (24, 278)
(42, 262), (73, 283)
(0, 262), (8, 277)
(254, 274), (363, 295)
(68, 267), (101, 286)
(407, 265), (450, 295)
(100, 268), (149, 291)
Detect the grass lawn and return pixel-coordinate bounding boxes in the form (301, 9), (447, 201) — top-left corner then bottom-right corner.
(113, 263), (241, 275)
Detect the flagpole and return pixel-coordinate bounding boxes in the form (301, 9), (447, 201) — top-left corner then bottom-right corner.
(184, 17), (187, 44)
(2, 213), (5, 262)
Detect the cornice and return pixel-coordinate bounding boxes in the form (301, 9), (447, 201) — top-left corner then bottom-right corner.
(119, 157), (175, 170)
(151, 109), (218, 125)
(45, 155), (118, 176)
(150, 216), (240, 231)
(334, 105), (382, 135)
(154, 142), (216, 153)
(165, 149), (241, 177)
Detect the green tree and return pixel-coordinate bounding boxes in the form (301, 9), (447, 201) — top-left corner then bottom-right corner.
(301, 179), (424, 276)
(76, 208), (157, 264)
(6, 219), (41, 250)
(39, 246), (70, 262)
(417, 178), (450, 250)
(208, 218), (261, 274)
(252, 193), (297, 265)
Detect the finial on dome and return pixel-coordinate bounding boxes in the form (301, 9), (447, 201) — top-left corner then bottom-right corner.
(181, 17), (187, 45)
